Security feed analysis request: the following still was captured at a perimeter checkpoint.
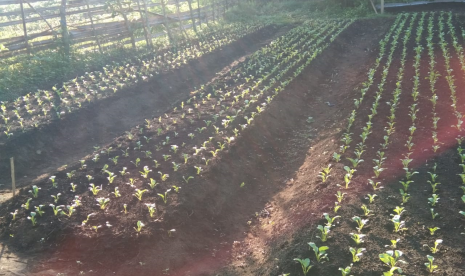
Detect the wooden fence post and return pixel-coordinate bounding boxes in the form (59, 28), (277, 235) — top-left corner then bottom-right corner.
(142, 0), (153, 48)
(197, 0), (201, 27)
(60, 0), (70, 57)
(161, 0), (175, 45)
(381, 0), (384, 14)
(19, 0), (31, 56)
(212, 0), (215, 20)
(85, 0), (102, 53)
(10, 157), (15, 197)
(175, 0), (188, 41)
(187, 0), (197, 33)
(136, 0), (151, 49)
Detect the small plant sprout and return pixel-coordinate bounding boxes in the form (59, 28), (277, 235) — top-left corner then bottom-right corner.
(339, 264), (353, 276)
(112, 187), (121, 197)
(172, 185), (181, 193)
(429, 227), (440, 235)
(81, 213), (95, 226)
(158, 171), (169, 181)
(107, 172), (116, 184)
(21, 198), (32, 210)
(131, 158), (141, 167)
(34, 205), (45, 216)
(385, 239), (400, 249)
(366, 194), (377, 203)
(428, 194), (439, 206)
(368, 179), (383, 190)
(425, 255), (438, 273)
(51, 193), (61, 204)
(353, 216), (368, 233)
(316, 225), (330, 242)
(431, 208), (439, 220)
(172, 162), (180, 172)
(148, 178), (158, 189)
(123, 204), (128, 214)
(195, 166), (203, 175)
(96, 198), (110, 210)
(171, 145), (179, 153)
(89, 184), (102, 196)
(321, 212), (340, 227)
(293, 258), (312, 276)
(361, 204), (372, 216)
(183, 175), (194, 183)
(383, 267), (404, 276)
(391, 215), (407, 233)
(423, 239), (442, 254)
(28, 212), (37, 226)
(119, 167), (129, 176)
(140, 166), (151, 178)
(379, 250), (406, 268)
(167, 229), (176, 237)
(335, 191), (347, 203)
(61, 205), (76, 217)
(10, 210), (18, 220)
(351, 233), (366, 245)
(400, 189), (410, 204)
(309, 242), (329, 263)
(133, 189), (148, 201)
(86, 175), (94, 181)
(134, 221), (145, 233)
(350, 247), (366, 262)
(347, 157), (364, 168)
(66, 170), (76, 179)
(334, 202), (341, 213)
(158, 189), (171, 204)
(29, 185), (40, 198)
(49, 176), (57, 188)
(392, 206), (406, 216)
(146, 203), (156, 217)
(70, 183), (77, 192)
(319, 164), (332, 182)
(49, 204), (62, 216)
(428, 180), (441, 193)
(333, 152), (341, 162)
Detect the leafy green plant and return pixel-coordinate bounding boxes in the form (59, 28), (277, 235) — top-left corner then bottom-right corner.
(379, 250), (406, 268)
(351, 233), (366, 245)
(158, 189), (171, 204)
(431, 208), (439, 220)
(429, 227), (440, 235)
(89, 184), (102, 195)
(133, 189), (148, 201)
(146, 203), (156, 217)
(323, 213), (340, 227)
(319, 165), (332, 182)
(134, 221), (145, 233)
(352, 216), (368, 233)
(391, 215), (407, 233)
(423, 239), (442, 254)
(428, 194), (439, 206)
(425, 255), (438, 273)
(21, 198), (32, 210)
(350, 247), (365, 262)
(293, 258), (312, 276)
(366, 194), (377, 203)
(29, 185), (41, 198)
(339, 264), (353, 276)
(34, 205), (45, 216)
(96, 197), (110, 210)
(309, 242), (329, 263)
(316, 225), (331, 242)
(27, 212), (37, 226)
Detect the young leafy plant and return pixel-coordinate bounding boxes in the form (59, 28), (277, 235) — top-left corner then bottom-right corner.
(308, 242), (329, 263)
(293, 258), (312, 276)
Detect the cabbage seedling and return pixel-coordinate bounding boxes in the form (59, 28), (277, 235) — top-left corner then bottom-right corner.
(158, 189), (171, 204)
(379, 250), (406, 268)
(148, 178), (158, 189)
(400, 189), (410, 204)
(368, 179), (383, 190)
(429, 227), (440, 235)
(391, 215), (407, 232)
(428, 194), (439, 206)
(29, 185), (40, 198)
(347, 158), (363, 168)
(66, 170), (76, 179)
(89, 184), (102, 195)
(183, 176), (194, 183)
(195, 166), (203, 175)
(460, 211), (465, 216)
(428, 181), (440, 193)
(49, 204), (62, 216)
(183, 154), (190, 164)
(334, 202), (341, 213)
(172, 162), (180, 172)
(461, 195), (465, 203)
(123, 204), (127, 214)
(383, 267), (403, 276)
(110, 156), (119, 165)
(319, 165), (332, 183)
(350, 247), (365, 262)
(351, 233), (366, 245)
(323, 213), (340, 227)
(112, 187), (121, 197)
(81, 213), (95, 226)
(392, 206), (405, 216)
(49, 176), (57, 188)
(366, 194), (377, 203)
(70, 183), (77, 192)
(308, 242), (329, 263)
(134, 221), (144, 232)
(158, 171), (169, 181)
(61, 205), (76, 217)
(146, 203), (156, 217)
(10, 210), (18, 220)
(153, 160), (160, 168)
(399, 180), (413, 192)
(423, 239), (442, 254)
(28, 212), (37, 226)
(316, 225), (330, 242)
(96, 198), (110, 209)
(22, 198), (32, 210)
(34, 205), (45, 216)
(293, 258), (312, 276)
(352, 216), (368, 233)
(339, 264), (353, 276)
(133, 189), (148, 201)
(335, 191), (346, 203)
(51, 193), (61, 203)
(172, 186), (181, 193)
(361, 205), (372, 216)
(425, 255), (438, 273)
(332, 152), (341, 162)
(385, 239), (400, 249)
(131, 158), (141, 167)
(431, 208), (439, 220)
(86, 175), (94, 181)
(140, 166), (151, 178)
(107, 172), (117, 184)
(119, 167), (129, 176)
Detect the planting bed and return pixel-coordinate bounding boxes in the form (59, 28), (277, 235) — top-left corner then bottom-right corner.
(1, 9), (465, 276)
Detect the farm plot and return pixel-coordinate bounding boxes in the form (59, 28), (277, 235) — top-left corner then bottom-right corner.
(0, 19), (352, 275)
(0, 22), (265, 142)
(269, 11), (465, 276)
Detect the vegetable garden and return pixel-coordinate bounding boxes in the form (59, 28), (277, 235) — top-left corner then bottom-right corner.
(1, 4), (465, 276)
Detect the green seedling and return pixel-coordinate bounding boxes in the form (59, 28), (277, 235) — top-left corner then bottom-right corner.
(366, 194), (377, 203)
(183, 176), (194, 183)
(61, 205), (76, 217)
(51, 193), (61, 204)
(361, 204), (372, 216)
(34, 205), (45, 216)
(123, 204), (128, 214)
(158, 171), (169, 181)
(140, 166), (152, 178)
(133, 189), (148, 201)
(316, 225), (331, 242)
(112, 187), (121, 197)
(335, 191), (347, 203)
(89, 184), (102, 195)
(148, 178), (158, 189)
(96, 197), (110, 210)
(352, 216), (368, 233)
(49, 204), (62, 216)
(347, 157), (363, 168)
(429, 227), (440, 235)
(293, 258), (312, 276)
(379, 250), (406, 268)
(333, 152), (341, 162)
(385, 239), (400, 249)
(157, 189), (171, 204)
(334, 202), (341, 213)
(431, 208), (439, 220)
(383, 267), (403, 276)
(428, 194), (439, 206)
(339, 264), (353, 276)
(428, 181), (441, 193)
(423, 239), (442, 254)
(391, 215), (407, 233)
(351, 233), (366, 245)
(392, 206), (405, 216)
(350, 247), (365, 262)
(27, 212), (37, 226)
(49, 176), (57, 188)
(323, 213), (340, 227)
(146, 203), (156, 217)
(70, 183), (77, 192)
(29, 185), (40, 198)
(400, 189), (410, 204)
(425, 255), (438, 273)
(134, 221), (145, 233)
(309, 242), (329, 263)
(21, 198), (32, 210)
(10, 210), (18, 220)
(399, 180), (413, 192)
(368, 179), (383, 190)
(319, 165), (332, 182)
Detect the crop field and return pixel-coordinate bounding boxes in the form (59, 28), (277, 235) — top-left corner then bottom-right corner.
(0, 3), (465, 276)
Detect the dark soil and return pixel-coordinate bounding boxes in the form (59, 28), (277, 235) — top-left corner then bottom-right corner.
(0, 24), (284, 190)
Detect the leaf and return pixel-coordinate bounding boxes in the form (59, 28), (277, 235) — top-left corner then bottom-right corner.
(240, 182), (245, 188)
